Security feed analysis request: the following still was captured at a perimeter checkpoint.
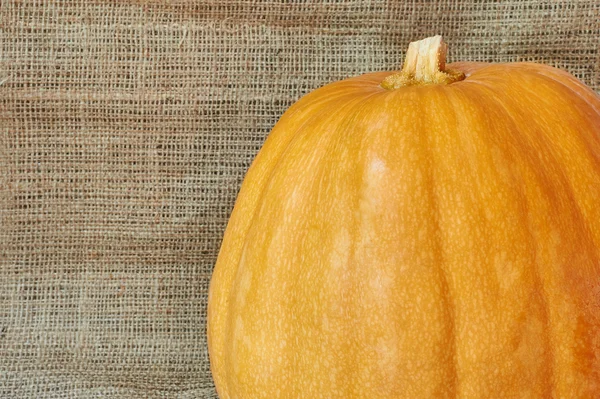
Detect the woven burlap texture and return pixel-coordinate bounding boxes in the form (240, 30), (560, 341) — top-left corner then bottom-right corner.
(1, 1), (599, 398)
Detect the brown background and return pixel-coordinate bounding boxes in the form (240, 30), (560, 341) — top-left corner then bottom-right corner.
(1, 1), (599, 397)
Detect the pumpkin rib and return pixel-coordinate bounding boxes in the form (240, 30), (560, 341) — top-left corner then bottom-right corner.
(381, 88), (459, 397)
(214, 88), (364, 397)
(440, 86), (489, 394)
(470, 75), (600, 396)
(306, 88), (391, 396)
(425, 84), (532, 395)
(222, 87), (384, 397)
(419, 88), (461, 398)
(335, 90), (393, 398)
(323, 87), (459, 397)
(336, 94), (373, 398)
(283, 89), (386, 398)
(208, 108), (307, 398)
(440, 83), (539, 394)
(515, 72), (600, 391)
(470, 81), (559, 395)
(304, 102), (363, 398)
(222, 98), (348, 395)
(446, 80), (559, 395)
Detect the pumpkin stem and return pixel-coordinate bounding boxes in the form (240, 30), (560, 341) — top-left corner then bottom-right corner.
(381, 35), (465, 89)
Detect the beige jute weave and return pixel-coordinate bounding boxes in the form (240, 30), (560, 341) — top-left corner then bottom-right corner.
(1, 1), (599, 398)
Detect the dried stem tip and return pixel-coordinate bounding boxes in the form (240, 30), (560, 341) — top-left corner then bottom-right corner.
(381, 35), (465, 89)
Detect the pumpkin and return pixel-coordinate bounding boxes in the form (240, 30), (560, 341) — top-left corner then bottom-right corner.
(207, 35), (600, 398)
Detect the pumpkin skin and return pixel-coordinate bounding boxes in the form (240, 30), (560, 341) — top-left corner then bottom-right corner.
(207, 38), (600, 398)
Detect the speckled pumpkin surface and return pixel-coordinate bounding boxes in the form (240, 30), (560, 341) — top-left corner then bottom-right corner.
(208, 36), (600, 398)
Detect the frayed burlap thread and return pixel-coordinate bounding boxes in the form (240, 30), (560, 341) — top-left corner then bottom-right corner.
(1, 1), (599, 398)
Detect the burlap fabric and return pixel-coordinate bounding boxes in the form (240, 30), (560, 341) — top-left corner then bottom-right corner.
(1, 1), (599, 398)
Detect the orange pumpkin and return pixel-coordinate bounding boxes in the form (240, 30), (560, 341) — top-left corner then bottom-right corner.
(207, 36), (600, 398)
